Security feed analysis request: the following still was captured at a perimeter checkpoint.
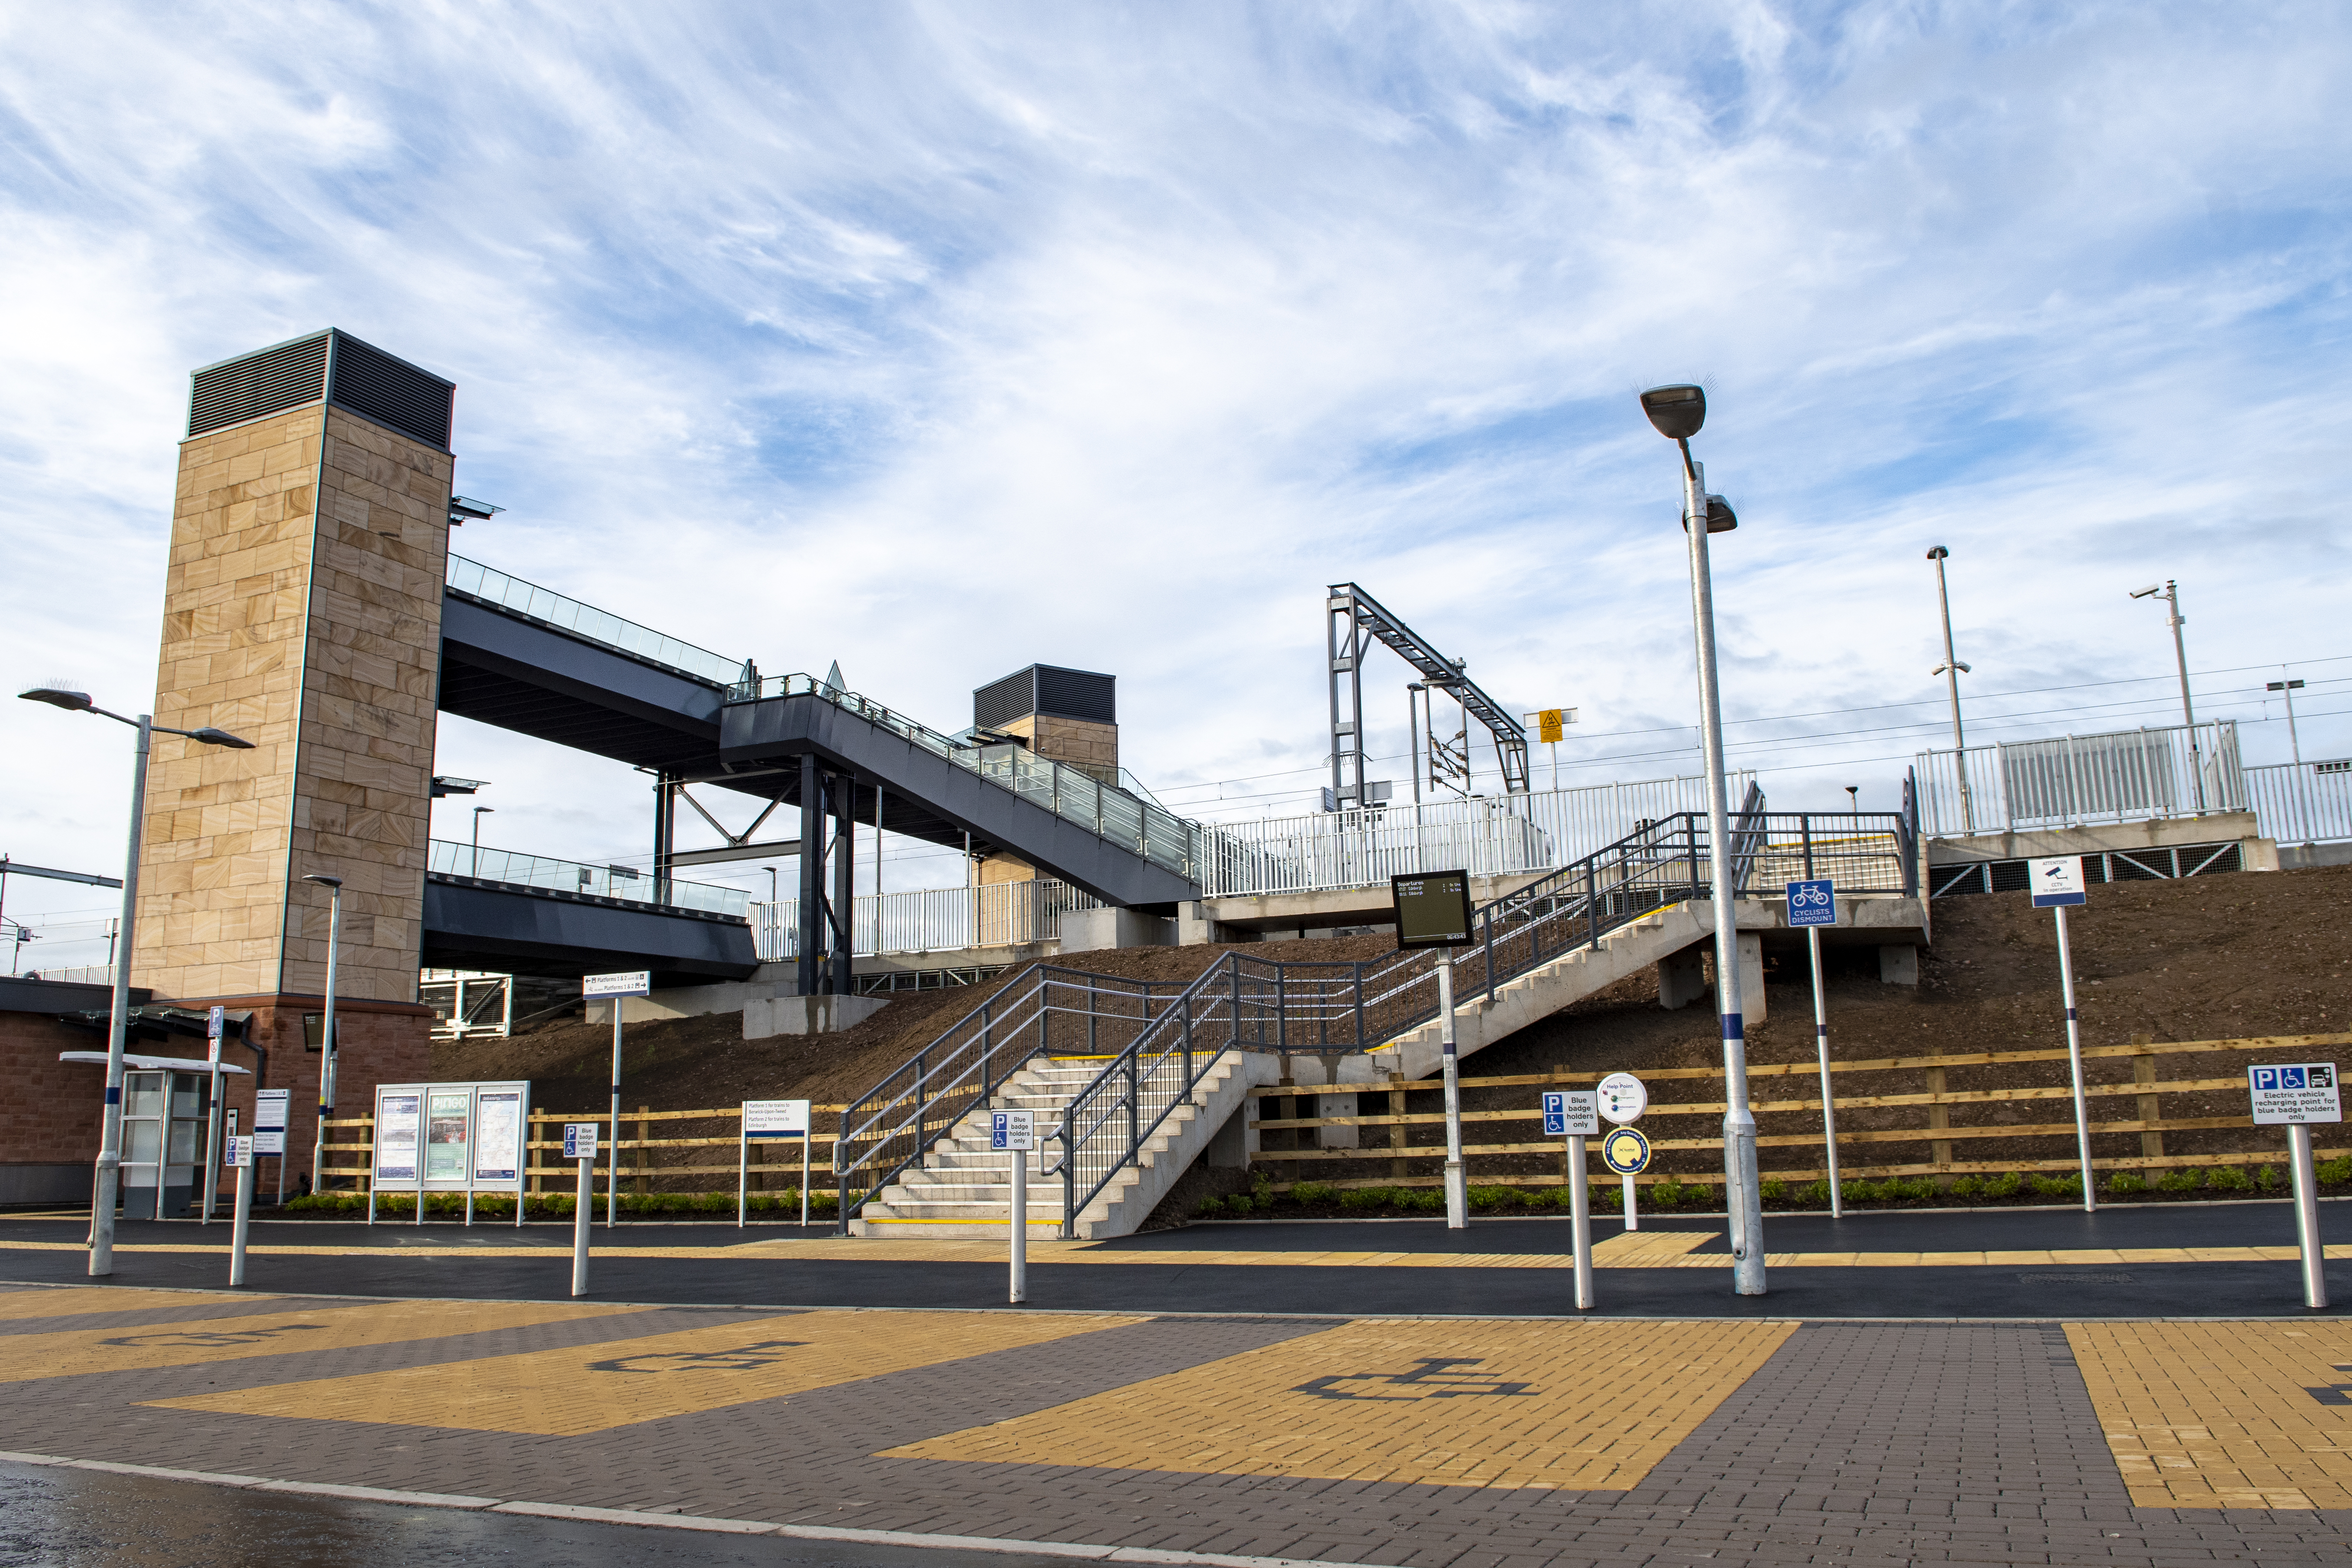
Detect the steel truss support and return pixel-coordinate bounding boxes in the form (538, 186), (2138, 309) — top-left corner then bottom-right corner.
(1326, 582), (1529, 812)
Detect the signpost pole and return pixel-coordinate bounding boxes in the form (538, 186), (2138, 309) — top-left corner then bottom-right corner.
(1438, 962), (1466, 1229)
(738, 1114), (748, 1229)
(2053, 904), (2096, 1212)
(800, 1133), (810, 1226)
(570, 1129), (595, 1297)
(1569, 1134), (1593, 1309)
(202, 1005), (225, 1223)
(1809, 926), (1841, 1217)
(1010, 1146), (1028, 1304)
(228, 1139), (253, 1287)
(2290, 1123), (2326, 1310)
(608, 1001), (623, 1230)
(1622, 1170), (1638, 1230)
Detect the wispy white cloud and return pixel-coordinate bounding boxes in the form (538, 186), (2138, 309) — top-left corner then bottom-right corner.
(2, 0), (2348, 928)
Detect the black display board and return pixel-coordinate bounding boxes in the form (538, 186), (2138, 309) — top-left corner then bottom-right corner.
(1390, 869), (1474, 948)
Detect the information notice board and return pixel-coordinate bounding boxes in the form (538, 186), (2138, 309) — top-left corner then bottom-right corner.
(372, 1080), (532, 1195)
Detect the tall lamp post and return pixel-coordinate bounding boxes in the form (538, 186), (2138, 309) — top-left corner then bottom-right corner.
(1636, 384), (1766, 1297)
(302, 874), (342, 1197)
(1925, 547), (1975, 833)
(2268, 677), (2306, 767)
(2130, 580), (2203, 813)
(471, 806), (494, 876)
(17, 688), (254, 1277)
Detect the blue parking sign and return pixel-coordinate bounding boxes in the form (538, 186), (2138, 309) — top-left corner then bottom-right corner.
(1786, 879), (1835, 928)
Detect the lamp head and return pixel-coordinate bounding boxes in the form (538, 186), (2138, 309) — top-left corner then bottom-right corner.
(1679, 494), (1737, 533)
(302, 874), (343, 890)
(186, 727), (254, 749)
(1926, 546), (1949, 561)
(18, 688), (93, 712)
(1638, 384), (1706, 441)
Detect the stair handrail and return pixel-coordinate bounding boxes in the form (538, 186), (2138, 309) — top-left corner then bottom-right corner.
(838, 803), (1932, 1228)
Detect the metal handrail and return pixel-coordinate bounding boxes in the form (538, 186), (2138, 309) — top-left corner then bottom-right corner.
(840, 800), (1933, 1229)
(727, 673), (1202, 881)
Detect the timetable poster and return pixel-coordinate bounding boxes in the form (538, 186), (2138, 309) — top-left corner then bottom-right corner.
(375, 1092), (422, 1185)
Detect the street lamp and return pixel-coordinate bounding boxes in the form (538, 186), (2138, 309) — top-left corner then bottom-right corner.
(471, 806), (494, 876)
(1925, 547), (1975, 833)
(2129, 580), (2204, 812)
(18, 687), (254, 1277)
(302, 873), (342, 1197)
(2268, 677), (2306, 767)
(1636, 384), (1765, 1298)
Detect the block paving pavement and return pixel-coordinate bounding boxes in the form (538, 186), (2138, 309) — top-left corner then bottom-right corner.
(0, 1282), (2349, 1565)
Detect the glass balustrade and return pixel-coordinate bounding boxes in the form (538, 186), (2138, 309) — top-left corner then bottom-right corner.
(429, 840), (747, 917)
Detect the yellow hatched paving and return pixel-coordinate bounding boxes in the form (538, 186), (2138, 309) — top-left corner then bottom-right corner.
(0, 1287), (292, 1321)
(2069, 1321), (2352, 1509)
(0, 1298), (638, 1384)
(149, 1308), (1142, 1438)
(883, 1317), (1794, 1491)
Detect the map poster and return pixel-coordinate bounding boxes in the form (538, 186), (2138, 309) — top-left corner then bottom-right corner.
(374, 1092), (421, 1185)
(474, 1090), (524, 1183)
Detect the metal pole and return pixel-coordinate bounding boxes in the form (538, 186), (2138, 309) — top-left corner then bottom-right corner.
(1929, 547), (1974, 833)
(572, 1152), (593, 1296)
(2290, 1123), (2326, 1309)
(800, 1132), (809, 1226)
(228, 1152), (252, 1287)
(607, 1003), (623, 1228)
(1009, 1146), (1027, 1303)
(1568, 1132), (1593, 1310)
(2164, 581), (2205, 813)
(89, 714), (150, 1277)
(1679, 445), (1766, 1295)
(1439, 961), (1466, 1229)
(311, 883), (340, 1197)
(2053, 904), (2096, 1211)
(1809, 926), (1841, 1217)
(1622, 1169), (1638, 1230)
(737, 1119), (747, 1229)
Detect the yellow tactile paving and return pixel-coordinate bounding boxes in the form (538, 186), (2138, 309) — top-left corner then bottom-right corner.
(2068, 1322), (2352, 1510)
(0, 1297), (637, 1384)
(1591, 1231), (1714, 1266)
(882, 1317), (1795, 1490)
(0, 1286), (290, 1321)
(149, 1308), (1141, 1438)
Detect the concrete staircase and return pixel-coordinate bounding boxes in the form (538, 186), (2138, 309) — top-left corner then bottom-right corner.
(849, 1048), (1276, 1240)
(1308, 901), (1717, 1087)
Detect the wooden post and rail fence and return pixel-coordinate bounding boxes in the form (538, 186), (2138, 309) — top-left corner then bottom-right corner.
(1249, 1032), (2352, 1192)
(318, 1104), (847, 1197)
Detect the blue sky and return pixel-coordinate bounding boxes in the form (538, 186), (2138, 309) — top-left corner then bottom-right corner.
(3, 2), (2349, 954)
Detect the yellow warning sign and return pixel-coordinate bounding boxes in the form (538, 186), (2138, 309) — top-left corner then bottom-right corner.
(1536, 709), (1568, 744)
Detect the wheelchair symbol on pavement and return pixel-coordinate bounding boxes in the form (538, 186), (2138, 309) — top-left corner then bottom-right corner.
(1291, 1358), (1534, 1401)
(588, 1339), (809, 1374)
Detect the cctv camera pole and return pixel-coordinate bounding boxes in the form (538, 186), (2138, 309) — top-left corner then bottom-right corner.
(1927, 547), (1974, 833)
(308, 879), (342, 1199)
(89, 716), (152, 1277)
(2163, 581), (2203, 813)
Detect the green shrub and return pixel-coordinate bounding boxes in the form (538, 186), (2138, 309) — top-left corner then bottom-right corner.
(1195, 1196), (1227, 1216)
(2105, 1172), (2149, 1196)
(2316, 1157), (2352, 1186)
(1794, 1179), (1834, 1207)
(1291, 1181), (1338, 1206)
(1949, 1176), (1984, 1198)
(1226, 1194), (1254, 1216)
(1339, 1187), (1392, 1211)
(2155, 1169), (2202, 1192)
(1893, 1178), (1939, 1201)
(2257, 1164), (2284, 1191)
(1984, 1171), (2023, 1198)
(2206, 1165), (2253, 1192)
(2030, 1173), (2083, 1198)
(1251, 1173), (1276, 1206)
(1466, 1185), (1517, 1213)
(1646, 1181), (1684, 1208)
(1592, 1184), (1623, 1212)
(1758, 1179), (1787, 1203)
(1407, 1188), (1445, 1212)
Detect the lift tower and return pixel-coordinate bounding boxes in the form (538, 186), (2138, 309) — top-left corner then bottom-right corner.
(1325, 583), (1530, 811)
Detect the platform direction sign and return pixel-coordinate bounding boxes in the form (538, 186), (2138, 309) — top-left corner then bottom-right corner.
(2250, 1064), (2342, 1126)
(1542, 1091), (1598, 1137)
(251, 1088), (289, 1156)
(2030, 857), (2087, 908)
(583, 971), (652, 999)
(744, 1100), (810, 1137)
(1786, 879), (1836, 928)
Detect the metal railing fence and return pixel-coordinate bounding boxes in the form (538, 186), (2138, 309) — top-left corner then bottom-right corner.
(1194, 772), (1750, 898)
(728, 673), (1200, 881)
(428, 840), (748, 918)
(754, 879), (1105, 960)
(1915, 721), (2245, 838)
(446, 555), (745, 686)
(2247, 760), (2352, 845)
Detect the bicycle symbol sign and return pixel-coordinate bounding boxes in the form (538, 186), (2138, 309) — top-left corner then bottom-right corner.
(1785, 879), (1836, 928)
